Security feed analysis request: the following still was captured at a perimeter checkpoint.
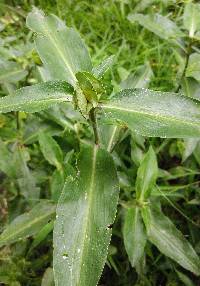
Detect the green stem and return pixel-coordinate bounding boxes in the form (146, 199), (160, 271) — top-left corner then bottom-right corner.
(89, 108), (99, 146)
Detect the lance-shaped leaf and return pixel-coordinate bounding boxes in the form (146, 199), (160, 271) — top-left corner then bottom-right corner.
(142, 205), (200, 275)
(92, 55), (115, 78)
(0, 202), (56, 247)
(136, 146), (158, 201)
(39, 133), (63, 170)
(183, 3), (200, 38)
(53, 145), (119, 286)
(123, 206), (146, 267)
(26, 8), (92, 86)
(0, 81), (73, 113)
(128, 13), (184, 41)
(100, 89), (200, 138)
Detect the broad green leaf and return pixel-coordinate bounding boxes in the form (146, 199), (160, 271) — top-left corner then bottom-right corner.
(0, 202), (56, 247)
(0, 81), (73, 113)
(142, 205), (200, 275)
(123, 206), (146, 267)
(136, 146), (158, 201)
(0, 61), (28, 83)
(53, 145), (119, 286)
(100, 89), (200, 138)
(128, 13), (184, 41)
(26, 8), (92, 86)
(186, 53), (200, 82)
(120, 62), (153, 89)
(100, 63), (152, 153)
(39, 133), (63, 169)
(183, 3), (200, 38)
(41, 268), (54, 286)
(92, 55), (115, 78)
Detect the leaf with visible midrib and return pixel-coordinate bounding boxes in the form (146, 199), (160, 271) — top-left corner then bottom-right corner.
(142, 204), (200, 275)
(123, 206), (146, 267)
(100, 88), (200, 138)
(53, 145), (119, 286)
(39, 133), (63, 169)
(26, 8), (92, 86)
(136, 146), (158, 201)
(0, 81), (73, 113)
(0, 202), (56, 247)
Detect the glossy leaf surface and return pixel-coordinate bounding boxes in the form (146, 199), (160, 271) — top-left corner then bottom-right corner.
(0, 81), (73, 113)
(142, 205), (200, 275)
(26, 8), (92, 86)
(123, 206), (146, 267)
(53, 145), (119, 286)
(100, 89), (200, 138)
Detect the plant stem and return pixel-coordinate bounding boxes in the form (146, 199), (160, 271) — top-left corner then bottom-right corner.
(89, 108), (99, 146)
(176, 39), (192, 93)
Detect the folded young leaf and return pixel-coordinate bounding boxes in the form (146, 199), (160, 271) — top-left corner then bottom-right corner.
(142, 204), (200, 275)
(53, 145), (119, 286)
(128, 13), (184, 41)
(0, 81), (73, 113)
(100, 89), (200, 138)
(26, 8), (92, 86)
(0, 202), (56, 247)
(123, 206), (146, 267)
(136, 146), (158, 201)
(183, 3), (200, 38)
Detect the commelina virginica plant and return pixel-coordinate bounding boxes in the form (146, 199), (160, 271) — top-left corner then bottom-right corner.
(1, 6), (200, 286)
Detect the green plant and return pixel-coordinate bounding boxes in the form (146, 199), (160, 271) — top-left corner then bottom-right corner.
(1, 5), (200, 286)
